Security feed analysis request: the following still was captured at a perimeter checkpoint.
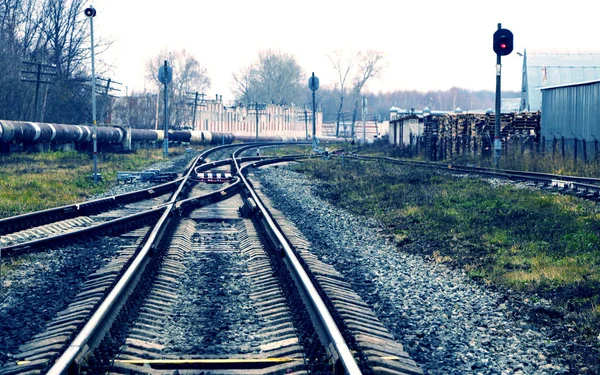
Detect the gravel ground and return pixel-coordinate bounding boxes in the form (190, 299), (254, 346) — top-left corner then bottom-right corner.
(253, 166), (570, 375)
(0, 150), (199, 366)
(0, 237), (128, 366)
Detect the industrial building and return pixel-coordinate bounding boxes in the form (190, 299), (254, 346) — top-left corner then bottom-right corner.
(540, 79), (600, 140)
(520, 49), (600, 111)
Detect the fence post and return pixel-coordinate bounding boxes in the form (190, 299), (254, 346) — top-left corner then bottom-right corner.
(561, 136), (565, 159)
(541, 136), (545, 155)
(573, 134), (578, 166)
(416, 136), (420, 156)
(529, 138), (534, 154)
(582, 136), (587, 164)
(520, 137), (525, 156)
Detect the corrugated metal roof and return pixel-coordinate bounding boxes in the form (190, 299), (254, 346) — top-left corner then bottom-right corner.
(520, 49), (600, 111)
(540, 79), (600, 90)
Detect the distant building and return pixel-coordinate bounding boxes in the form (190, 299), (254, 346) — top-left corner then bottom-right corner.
(520, 49), (600, 112)
(502, 98), (520, 113)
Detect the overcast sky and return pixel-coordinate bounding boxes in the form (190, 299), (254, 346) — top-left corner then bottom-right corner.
(94, 0), (598, 103)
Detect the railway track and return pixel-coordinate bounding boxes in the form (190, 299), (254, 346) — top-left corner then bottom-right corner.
(0, 144), (423, 375)
(349, 155), (600, 200)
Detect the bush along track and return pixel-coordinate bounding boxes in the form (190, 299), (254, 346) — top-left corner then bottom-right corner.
(286, 157), (600, 374)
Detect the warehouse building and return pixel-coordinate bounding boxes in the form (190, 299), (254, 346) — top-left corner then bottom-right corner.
(540, 79), (600, 140)
(520, 49), (600, 112)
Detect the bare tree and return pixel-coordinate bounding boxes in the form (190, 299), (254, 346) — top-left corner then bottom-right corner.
(231, 66), (253, 104)
(232, 49), (304, 105)
(350, 50), (385, 140)
(0, 0), (33, 119)
(0, 0), (114, 123)
(329, 49), (355, 137)
(144, 48), (210, 128)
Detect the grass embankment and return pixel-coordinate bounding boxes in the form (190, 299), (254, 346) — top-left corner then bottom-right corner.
(291, 156), (600, 339)
(0, 147), (190, 219)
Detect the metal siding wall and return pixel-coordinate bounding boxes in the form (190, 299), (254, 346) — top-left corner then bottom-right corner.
(541, 82), (600, 140)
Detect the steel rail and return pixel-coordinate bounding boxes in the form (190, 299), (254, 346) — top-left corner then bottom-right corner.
(0, 178), (181, 235)
(1, 206), (165, 256)
(0, 143), (246, 234)
(352, 155), (600, 186)
(0, 142), (304, 235)
(1, 157), (305, 256)
(346, 155), (600, 199)
(46, 205), (172, 375)
(232, 146), (362, 375)
(45, 154), (208, 375)
(43, 144), (312, 375)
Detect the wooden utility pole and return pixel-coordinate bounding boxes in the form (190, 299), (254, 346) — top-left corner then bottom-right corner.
(21, 61), (56, 122)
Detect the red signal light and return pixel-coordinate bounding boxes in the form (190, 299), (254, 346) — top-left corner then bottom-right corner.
(493, 28), (513, 56)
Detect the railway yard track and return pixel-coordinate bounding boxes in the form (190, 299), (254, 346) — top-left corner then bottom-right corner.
(4, 144), (599, 375)
(0, 144), (424, 375)
(350, 155), (600, 201)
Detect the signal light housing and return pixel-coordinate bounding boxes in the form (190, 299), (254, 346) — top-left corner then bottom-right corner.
(493, 28), (513, 56)
(84, 7), (96, 17)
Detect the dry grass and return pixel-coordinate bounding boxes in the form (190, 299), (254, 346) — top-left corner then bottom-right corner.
(0, 147), (189, 218)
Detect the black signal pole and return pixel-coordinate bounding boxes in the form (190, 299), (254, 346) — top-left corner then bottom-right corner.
(494, 23), (502, 168)
(492, 23), (513, 168)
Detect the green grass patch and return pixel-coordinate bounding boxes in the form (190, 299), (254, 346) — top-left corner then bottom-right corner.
(0, 146), (193, 218)
(291, 157), (600, 325)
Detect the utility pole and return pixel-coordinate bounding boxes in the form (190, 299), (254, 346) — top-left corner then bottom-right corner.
(192, 92), (199, 128)
(96, 77), (122, 124)
(255, 103), (260, 141)
(186, 92), (206, 129)
(362, 96), (367, 144)
(21, 61), (56, 122)
(248, 102), (265, 141)
(304, 105), (308, 141)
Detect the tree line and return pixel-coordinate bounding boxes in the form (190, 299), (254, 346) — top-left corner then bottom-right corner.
(0, 3), (516, 129)
(0, 0), (113, 124)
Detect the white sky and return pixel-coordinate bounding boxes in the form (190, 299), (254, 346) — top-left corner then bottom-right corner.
(93, 0), (599, 103)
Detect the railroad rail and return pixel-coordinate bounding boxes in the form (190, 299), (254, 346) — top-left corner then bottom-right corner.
(0, 142), (295, 254)
(1, 143), (423, 375)
(349, 155), (600, 200)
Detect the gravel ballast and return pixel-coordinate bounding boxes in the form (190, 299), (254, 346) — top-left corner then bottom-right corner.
(0, 151), (199, 367)
(253, 166), (570, 375)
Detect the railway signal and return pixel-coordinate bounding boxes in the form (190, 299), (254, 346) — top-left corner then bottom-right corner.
(158, 61), (172, 157)
(493, 28), (513, 56)
(84, 5), (99, 183)
(308, 72), (319, 150)
(84, 7), (96, 17)
(492, 23), (513, 168)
